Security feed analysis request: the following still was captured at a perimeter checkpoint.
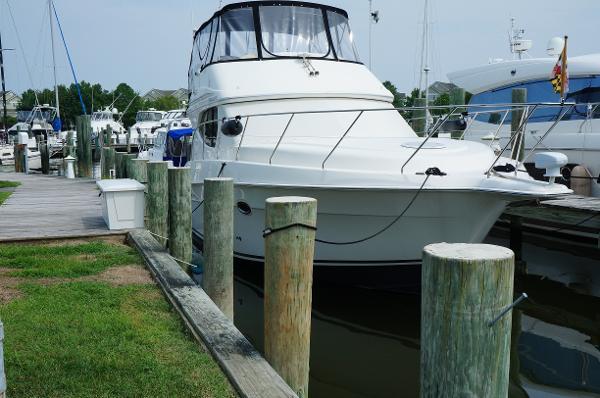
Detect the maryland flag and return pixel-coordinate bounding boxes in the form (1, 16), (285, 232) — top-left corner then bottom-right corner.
(550, 36), (569, 100)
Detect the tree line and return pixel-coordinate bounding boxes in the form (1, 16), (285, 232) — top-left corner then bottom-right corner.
(17, 81), (183, 129)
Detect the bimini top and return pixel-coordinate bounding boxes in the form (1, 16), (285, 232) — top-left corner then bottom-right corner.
(191, 1), (360, 72)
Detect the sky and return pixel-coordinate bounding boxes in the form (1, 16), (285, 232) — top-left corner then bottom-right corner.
(1, 0), (598, 97)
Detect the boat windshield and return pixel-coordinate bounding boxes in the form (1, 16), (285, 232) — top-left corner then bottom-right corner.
(136, 112), (164, 122)
(92, 112), (113, 121)
(191, 2), (360, 71)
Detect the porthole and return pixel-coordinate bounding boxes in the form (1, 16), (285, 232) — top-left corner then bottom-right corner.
(237, 201), (252, 215)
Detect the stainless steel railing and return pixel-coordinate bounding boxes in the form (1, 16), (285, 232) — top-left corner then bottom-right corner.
(198, 101), (599, 175)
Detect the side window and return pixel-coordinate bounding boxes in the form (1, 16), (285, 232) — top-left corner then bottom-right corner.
(199, 107), (218, 147)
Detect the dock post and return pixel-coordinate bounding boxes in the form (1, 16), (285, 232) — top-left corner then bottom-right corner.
(421, 243), (514, 398)
(126, 130), (131, 153)
(147, 161), (169, 247)
(101, 147), (116, 179)
(412, 97), (427, 136)
(114, 152), (124, 178)
(203, 178), (234, 320)
(123, 153), (137, 178)
(40, 142), (50, 174)
(264, 196), (317, 398)
(13, 143), (24, 173)
(129, 158), (148, 184)
(105, 125), (113, 146)
(511, 88), (527, 161)
(168, 166), (192, 271)
(76, 115), (93, 178)
(0, 320), (5, 398)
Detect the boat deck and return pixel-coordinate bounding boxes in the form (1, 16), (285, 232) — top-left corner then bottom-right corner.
(0, 172), (127, 242)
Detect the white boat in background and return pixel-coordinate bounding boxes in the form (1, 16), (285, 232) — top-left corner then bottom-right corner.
(129, 109), (165, 145)
(90, 108), (125, 140)
(448, 20), (600, 196)
(139, 111), (192, 164)
(187, 1), (570, 267)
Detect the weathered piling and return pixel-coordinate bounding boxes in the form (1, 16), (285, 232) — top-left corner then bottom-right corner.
(114, 152), (124, 178)
(123, 153), (137, 178)
(129, 158), (148, 183)
(203, 178), (234, 320)
(264, 197), (317, 398)
(40, 142), (50, 174)
(0, 320), (5, 398)
(511, 88), (527, 161)
(147, 161), (169, 247)
(65, 131), (75, 157)
(92, 133), (101, 163)
(168, 166), (192, 270)
(76, 115), (93, 177)
(101, 147), (116, 179)
(104, 125), (113, 146)
(412, 97), (427, 135)
(421, 243), (515, 398)
(13, 144), (25, 173)
(126, 130), (131, 153)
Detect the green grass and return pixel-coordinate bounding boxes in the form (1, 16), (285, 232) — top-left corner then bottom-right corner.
(0, 191), (10, 205)
(0, 180), (20, 189)
(0, 241), (234, 398)
(0, 241), (142, 278)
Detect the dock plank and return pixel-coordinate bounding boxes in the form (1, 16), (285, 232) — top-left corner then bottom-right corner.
(0, 172), (127, 242)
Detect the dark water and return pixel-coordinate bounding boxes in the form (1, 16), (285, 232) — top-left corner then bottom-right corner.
(231, 226), (600, 398)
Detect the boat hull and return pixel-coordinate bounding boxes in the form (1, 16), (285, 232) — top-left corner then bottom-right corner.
(192, 183), (508, 266)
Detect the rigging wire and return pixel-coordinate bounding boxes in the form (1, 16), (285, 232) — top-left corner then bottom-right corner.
(52, 1), (86, 114)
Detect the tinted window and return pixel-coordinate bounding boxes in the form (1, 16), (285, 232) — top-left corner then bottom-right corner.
(470, 76), (600, 122)
(199, 107), (218, 147)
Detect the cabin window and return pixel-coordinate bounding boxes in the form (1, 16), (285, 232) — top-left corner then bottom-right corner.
(470, 75), (600, 123)
(213, 8), (258, 62)
(199, 107), (218, 147)
(327, 11), (360, 62)
(259, 6), (332, 59)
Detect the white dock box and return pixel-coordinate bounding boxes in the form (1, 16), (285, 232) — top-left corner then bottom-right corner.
(96, 179), (145, 230)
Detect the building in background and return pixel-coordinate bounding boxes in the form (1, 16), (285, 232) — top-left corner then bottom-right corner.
(0, 90), (22, 118)
(426, 81), (457, 102)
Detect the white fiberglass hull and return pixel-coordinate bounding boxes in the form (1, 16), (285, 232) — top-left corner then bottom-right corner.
(192, 183), (509, 266)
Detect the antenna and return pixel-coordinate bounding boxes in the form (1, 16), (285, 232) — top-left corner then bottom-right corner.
(368, 0), (380, 70)
(508, 18), (532, 60)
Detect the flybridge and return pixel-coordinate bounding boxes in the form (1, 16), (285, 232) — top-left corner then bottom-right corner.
(190, 1), (361, 74)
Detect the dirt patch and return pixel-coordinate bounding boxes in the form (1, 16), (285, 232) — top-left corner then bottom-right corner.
(6, 235), (129, 248)
(0, 287), (23, 304)
(84, 265), (154, 286)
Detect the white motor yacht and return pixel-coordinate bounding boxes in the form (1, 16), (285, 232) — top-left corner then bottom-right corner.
(91, 108), (125, 141)
(187, 2), (570, 267)
(448, 22), (600, 196)
(129, 109), (165, 145)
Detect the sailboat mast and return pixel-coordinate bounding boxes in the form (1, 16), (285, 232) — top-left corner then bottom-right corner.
(420, 0), (430, 131)
(0, 30), (8, 136)
(48, 0), (60, 126)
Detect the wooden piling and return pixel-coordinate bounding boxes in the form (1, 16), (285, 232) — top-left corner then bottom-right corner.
(511, 88), (527, 161)
(104, 125), (113, 146)
(40, 142), (50, 174)
(168, 166), (192, 270)
(264, 197), (317, 398)
(126, 130), (131, 153)
(76, 115), (93, 177)
(147, 161), (169, 247)
(129, 158), (148, 183)
(203, 178), (234, 320)
(13, 144), (25, 173)
(123, 153), (137, 178)
(421, 243), (514, 398)
(114, 152), (124, 178)
(101, 147), (116, 179)
(412, 97), (427, 136)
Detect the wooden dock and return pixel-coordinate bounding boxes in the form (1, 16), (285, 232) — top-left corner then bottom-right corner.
(0, 172), (126, 242)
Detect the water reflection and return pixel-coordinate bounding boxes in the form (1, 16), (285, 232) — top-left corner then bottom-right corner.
(232, 230), (600, 398)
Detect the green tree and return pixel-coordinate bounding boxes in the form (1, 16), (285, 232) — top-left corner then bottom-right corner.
(144, 95), (182, 112)
(382, 81), (406, 108)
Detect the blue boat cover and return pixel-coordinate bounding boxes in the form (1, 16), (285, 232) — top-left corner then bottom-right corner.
(168, 128), (193, 140)
(52, 117), (62, 132)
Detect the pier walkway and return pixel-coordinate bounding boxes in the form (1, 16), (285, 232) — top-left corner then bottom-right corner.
(0, 172), (125, 242)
